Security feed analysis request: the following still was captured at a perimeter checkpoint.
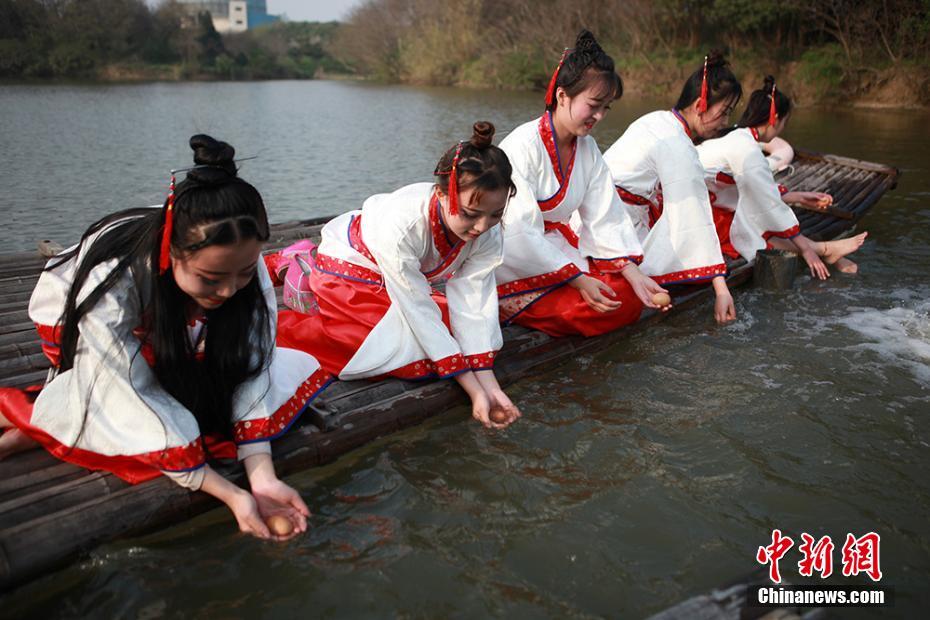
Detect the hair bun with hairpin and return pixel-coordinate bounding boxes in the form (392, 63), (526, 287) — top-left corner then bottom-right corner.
(188, 134), (237, 181)
(762, 75), (776, 92)
(470, 121), (495, 149)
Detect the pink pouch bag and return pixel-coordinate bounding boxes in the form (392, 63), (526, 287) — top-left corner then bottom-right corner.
(274, 239), (320, 316)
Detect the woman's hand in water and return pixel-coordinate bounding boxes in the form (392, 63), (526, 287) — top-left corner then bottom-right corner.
(570, 274), (622, 313)
(712, 276), (736, 324)
(251, 478), (311, 541)
(227, 487), (274, 539)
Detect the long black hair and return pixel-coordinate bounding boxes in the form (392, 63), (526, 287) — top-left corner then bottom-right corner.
(738, 75), (792, 128)
(434, 121), (517, 201)
(50, 134), (272, 437)
(545, 29), (623, 112)
(675, 50), (742, 112)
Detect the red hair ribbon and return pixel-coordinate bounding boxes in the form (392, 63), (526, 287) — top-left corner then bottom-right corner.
(446, 142), (464, 216)
(158, 173), (176, 274)
(544, 48), (571, 108)
(697, 55), (709, 113)
(768, 81), (778, 127)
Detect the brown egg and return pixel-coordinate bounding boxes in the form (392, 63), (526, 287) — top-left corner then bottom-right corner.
(266, 515), (294, 536)
(488, 406), (510, 424)
(652, 292), (672, 307)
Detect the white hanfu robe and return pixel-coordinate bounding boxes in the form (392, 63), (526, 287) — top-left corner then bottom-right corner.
(697, 127), (801, 262)
(19, 224), (331, 490)
(603, 110), (727, 285)
(301, 182), (503, 380)
(495, 112), (643, 323)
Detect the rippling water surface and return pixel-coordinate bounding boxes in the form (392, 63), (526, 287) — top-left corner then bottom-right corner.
(1, 81), (928, 618)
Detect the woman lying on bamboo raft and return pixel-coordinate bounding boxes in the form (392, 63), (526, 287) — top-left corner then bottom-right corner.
(603, 50), (742, 324)
(273, 123), (521, 429)
(494, 30), (669, 338)
(0, 135), (333, 540)
(697, 76), (867, 277)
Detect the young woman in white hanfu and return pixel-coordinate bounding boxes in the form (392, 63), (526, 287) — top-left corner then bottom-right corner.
(495, 30), (668, 338)
(603, 51), (742, 324)
(697, 77), (867, 276)
(698, 77), (868, 277)
(276, 123), (521, 429)
(0, 136), (332, 540)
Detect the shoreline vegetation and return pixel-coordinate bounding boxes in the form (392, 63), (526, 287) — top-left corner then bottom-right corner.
(2, 0), (929, 109)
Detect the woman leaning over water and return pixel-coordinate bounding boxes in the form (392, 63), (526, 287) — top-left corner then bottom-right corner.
(697, 76), (868, 277)
(603, 51), (742, 324)
(0, 135), (333, 540)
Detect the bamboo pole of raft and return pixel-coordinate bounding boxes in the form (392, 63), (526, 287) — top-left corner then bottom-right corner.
(0, 154), (900, 592)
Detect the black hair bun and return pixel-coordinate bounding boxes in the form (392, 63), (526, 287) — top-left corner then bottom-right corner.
(574, 29), (603, 59)
(705, 49), (729, 70)
(189, 134), (237, 179)
(762, 74), (776, 91)
(470, 121), (495, 149)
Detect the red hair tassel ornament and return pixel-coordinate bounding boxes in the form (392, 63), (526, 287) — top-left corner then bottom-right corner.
(158, 172), (176, 275)
(768, 81), (778, 127)
(544, 49), (571, 108)
(697, 55), (709, 113)
(446, 142), (464, 216)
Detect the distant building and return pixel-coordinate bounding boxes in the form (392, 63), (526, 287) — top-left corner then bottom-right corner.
(176, 0), (279, 33)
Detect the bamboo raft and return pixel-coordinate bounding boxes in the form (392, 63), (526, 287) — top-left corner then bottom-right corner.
(0, 149), (898, 594)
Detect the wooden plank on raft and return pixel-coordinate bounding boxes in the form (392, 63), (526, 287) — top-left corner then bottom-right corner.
(0, 152), (900, 592)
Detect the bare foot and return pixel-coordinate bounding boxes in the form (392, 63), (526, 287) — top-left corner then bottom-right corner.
(834, 257), (859, 274)
(823, 232), (868, 265)
(0, 429), (39, 460)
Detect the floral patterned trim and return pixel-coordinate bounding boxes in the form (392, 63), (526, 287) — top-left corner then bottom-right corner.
(348, 214), (378, 265)
(777, 184), (789, 195)
(497, 263), (583, 299)
(234, 367), (334, 444)
(429, 192), (461, 257)
(537, 112), (577, 211)
(139, 439), (208, 472)
(589, 255), (643, 273)
(314, 252), (382, 285)
(715, 171), (736, 185)
(388, 353), (468, 380)
(465, 351), (497, 370)
(749, 127), (761, 142)
(651, 263), (728, 285)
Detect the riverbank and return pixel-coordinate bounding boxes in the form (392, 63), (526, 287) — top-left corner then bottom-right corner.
(5, 59), (928, 111)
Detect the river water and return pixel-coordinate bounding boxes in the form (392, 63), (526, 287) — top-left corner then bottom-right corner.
(0, 80), (928, 618)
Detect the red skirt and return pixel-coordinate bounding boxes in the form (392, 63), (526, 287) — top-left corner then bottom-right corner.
(276, 268), (452, 380)
(510, 271), (643, 338)
(712, 206), (741, 260)
(0, 386), (236, 484)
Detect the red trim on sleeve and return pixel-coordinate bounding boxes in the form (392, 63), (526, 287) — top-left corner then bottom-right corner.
(234, 367), (333, 443)
(497, 263), (583, 298)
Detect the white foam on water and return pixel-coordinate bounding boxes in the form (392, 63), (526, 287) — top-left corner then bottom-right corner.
(836, 299), (930, 386)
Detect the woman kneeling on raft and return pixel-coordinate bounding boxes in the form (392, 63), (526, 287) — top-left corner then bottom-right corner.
(494, 30), (668, 338)
(697, 76), (867, 278)
(0, 135), (333, 541)
(274, 123), (522, 430)
(604, 51), (742, 324)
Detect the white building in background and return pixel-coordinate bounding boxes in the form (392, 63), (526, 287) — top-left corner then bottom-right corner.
(176, 0), (279, 34)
